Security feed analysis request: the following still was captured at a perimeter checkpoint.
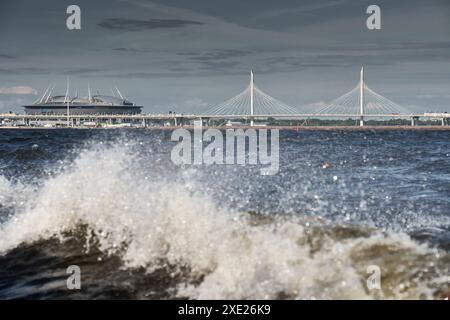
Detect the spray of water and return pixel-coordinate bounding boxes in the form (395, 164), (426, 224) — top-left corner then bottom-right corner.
(0, 141), (448, 299)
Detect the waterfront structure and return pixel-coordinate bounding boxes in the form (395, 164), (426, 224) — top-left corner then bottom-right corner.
(24, 84), (142, 115)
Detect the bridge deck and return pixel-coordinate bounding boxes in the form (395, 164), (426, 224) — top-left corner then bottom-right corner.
(0, 113), (448, 120)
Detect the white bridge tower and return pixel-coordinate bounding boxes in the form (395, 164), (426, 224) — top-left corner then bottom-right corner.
(359, 66), (365, 126)
(250, 69), (254, 126)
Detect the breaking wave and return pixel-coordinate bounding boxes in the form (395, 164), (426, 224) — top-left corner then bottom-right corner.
(0, 141), (448, 299)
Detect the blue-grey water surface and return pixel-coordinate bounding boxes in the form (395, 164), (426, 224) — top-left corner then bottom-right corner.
(0, 128), (448, 299)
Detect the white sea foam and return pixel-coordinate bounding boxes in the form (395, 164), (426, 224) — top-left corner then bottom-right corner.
(0, 142), (447, 299)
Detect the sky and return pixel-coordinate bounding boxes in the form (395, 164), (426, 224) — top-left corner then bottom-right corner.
(0, 0), (450, 114)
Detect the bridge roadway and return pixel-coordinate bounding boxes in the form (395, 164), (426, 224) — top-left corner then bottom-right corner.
(0, 113), (449, 126)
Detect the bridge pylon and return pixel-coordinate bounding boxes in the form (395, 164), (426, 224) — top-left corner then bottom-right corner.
(316, 66), (410, 122)
(250, 69), (254, 126)
(204, 70), (298, 118)
(359, 66), (365, 126)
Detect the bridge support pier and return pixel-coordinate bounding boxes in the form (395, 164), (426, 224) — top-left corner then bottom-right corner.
(411, 116), (419, 126)
(441, 118), (449, 126)
(359, 117), (364, 127)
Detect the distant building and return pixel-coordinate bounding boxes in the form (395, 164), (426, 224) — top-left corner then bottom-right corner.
(23, 86), (142, 115)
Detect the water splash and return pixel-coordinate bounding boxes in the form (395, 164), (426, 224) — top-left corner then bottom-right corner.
(0, 140), (448, 299)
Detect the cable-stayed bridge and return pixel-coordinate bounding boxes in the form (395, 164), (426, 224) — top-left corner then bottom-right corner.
(315, 67), (411, 126)
(3, 67), (450, 127)
(204, 67), (412, 126)
(205, 70), (298, 120)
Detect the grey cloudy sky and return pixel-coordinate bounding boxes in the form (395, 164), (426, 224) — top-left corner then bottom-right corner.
(0, 0), (449, 113)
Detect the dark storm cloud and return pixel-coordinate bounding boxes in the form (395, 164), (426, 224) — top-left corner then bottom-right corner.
(98, 18), (204, 31)
(0, 67), (48, 75)
(0, 66), (104, 76)
(178, 49), (253, 61)
(62, 67), (105, 75)
(264, 56), (338, 69)
(303, 41), (450, 53)
(102, 67), (247, 79)
(172, 49), (252, 72)
(112, 47), (149, 52)
(1, 0), (450, 112)
(260, 38), (450, 71)
(102, 71), (196, 78)
(0, 54), (15, 59)
(196, 60), (240, 72)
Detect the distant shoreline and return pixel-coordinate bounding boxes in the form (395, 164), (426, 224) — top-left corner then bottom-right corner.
(2, 125), (450, 131)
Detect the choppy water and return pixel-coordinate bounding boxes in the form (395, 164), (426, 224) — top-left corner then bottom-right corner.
(0, 128), (449, 299)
